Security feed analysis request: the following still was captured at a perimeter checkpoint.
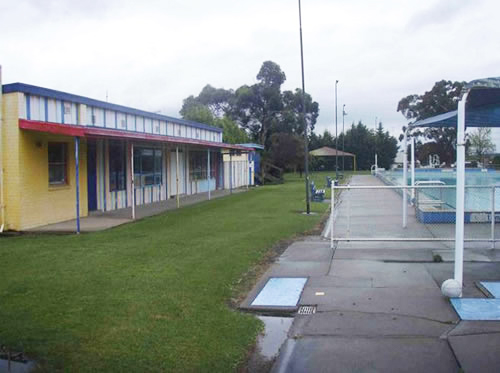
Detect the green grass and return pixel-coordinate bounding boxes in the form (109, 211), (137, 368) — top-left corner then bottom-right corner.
(0, 176), (328, 372)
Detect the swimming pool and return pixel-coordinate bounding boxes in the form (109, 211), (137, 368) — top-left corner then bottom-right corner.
(380, 169), (500, 211)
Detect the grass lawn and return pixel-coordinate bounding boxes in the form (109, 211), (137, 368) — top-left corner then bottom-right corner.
(0, 174), (329, 372)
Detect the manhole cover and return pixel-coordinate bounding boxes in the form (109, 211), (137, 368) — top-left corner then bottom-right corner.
(297, 305), (316, 315)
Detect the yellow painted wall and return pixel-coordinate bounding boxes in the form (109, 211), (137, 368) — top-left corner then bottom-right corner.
(1, 92), (88, 230)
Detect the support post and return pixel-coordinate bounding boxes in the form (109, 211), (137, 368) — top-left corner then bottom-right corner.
(411, 136), (415, 203)
(207, 149), (211, 200)
(229, 152), (233, 194)
(402, 130), (408, 228)
(330, 183), (334, 249)
(176, 147), (180, 208)
(75, 137), (80, 234)
(492, 186), (495, 249)
(131, 143), (135, 220)
(0, 65), (4, 232)
(453, 91), (469, 295)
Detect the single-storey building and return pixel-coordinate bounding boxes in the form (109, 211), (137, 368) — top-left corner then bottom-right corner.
(0, 80), (252, 231)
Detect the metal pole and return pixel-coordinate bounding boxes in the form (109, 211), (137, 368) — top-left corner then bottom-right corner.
(0, 65), (4, 233)
(454, 91), (469, 295)
(403, 130), (408, 228)
(131, 143), (135, 220)
(298, 0), (310, 214)
(342, 104), (346, 173)
(347, 184), (351, 238)
(176, 146), (180, 208)
(335, 80), (339, 181)
(492, 186), (495, 249)
(411, 137), (415, 203)
(229, 152), (233, 194)
(207, 149), (211, 200)
(330, 183), (334, 249)
(75, 137), (80, 234)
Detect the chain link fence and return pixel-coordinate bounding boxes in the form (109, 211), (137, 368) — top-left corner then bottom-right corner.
(328, 183), (500, 249)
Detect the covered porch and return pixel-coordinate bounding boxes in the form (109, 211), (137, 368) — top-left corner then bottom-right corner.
(30, 187), (248, 233)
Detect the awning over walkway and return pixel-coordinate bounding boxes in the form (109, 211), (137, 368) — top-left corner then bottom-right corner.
(409, 77), (500, 129)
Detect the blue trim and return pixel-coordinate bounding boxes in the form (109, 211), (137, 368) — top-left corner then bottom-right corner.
(103, 110), (106, 127)
(91, 106), (94, 126)
(114, 111), (117, 129)
(44, 97), (48, 122)
(26, 94), (31, 120)
(143, 117), (146, 133)
(3, 82), (223, 133)
(134, 115), (137, 131)
(61, 101), (65, 124)
(76, 103), (79, 124)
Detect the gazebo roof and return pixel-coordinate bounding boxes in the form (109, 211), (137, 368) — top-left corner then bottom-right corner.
(310, 146), (355, 157)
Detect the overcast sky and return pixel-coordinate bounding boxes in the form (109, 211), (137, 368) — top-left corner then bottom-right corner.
(2, 0), (500, 146)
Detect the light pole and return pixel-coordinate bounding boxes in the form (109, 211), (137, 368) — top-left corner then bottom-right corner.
(342, 104), (347, 172)
(298, 0), (310, 214)
(335, 80), (339, 181)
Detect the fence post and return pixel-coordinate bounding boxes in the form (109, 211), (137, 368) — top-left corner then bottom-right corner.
(492, 186), (496, 249)
(330, 183), (334, 249)
(347, 185), (351, 238)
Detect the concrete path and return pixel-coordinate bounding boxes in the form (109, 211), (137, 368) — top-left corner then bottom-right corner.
(28, 188), (247, 233)
(243, 175), (500, 372)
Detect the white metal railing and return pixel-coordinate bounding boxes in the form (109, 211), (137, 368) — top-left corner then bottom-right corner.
(329, 184), (500, 249)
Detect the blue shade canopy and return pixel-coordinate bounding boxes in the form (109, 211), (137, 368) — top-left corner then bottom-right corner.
(409, 77), (500, 129)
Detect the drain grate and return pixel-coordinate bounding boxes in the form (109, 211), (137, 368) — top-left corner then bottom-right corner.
(297, 305), (316, 315)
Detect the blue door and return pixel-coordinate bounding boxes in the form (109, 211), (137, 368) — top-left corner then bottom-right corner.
(87, 141), (98, 211)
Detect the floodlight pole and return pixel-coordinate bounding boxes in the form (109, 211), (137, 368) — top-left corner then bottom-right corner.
(298, 0), (310, 214)
(342, 104), (346, 173)
(335, 80), (339, 181)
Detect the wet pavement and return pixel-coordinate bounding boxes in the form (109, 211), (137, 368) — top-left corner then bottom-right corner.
(242, 175), (500, 373)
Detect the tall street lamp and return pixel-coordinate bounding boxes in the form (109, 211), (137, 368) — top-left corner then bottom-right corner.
(335, 80), (339, 181)
(342, 104), (347, 172)
(298, 0), (310, 214)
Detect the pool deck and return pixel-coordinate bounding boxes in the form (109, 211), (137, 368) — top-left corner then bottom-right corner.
(243, 175), (500, 373)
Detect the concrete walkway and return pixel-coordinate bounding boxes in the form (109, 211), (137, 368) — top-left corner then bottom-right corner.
(243, 175), (500, 372)
(29, 188), (247, 233)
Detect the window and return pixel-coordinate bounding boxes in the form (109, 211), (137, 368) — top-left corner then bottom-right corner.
(189, 151), (216, 180)
(48, 142), (67, 185)
(134, 147), (162, 187)
(109, 141), (126, 191)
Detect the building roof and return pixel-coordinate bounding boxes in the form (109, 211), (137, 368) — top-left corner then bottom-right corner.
(309, 146), (355, 157)
(2, 82), (223, 133)
(237, 143), (264, 150)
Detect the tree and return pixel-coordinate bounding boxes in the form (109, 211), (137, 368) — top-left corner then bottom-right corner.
(397, 80), (466, 165)
(269, 132), (304, 171)
(468, 127), (496, 166)
(375, 123), (398, 169)
(181, 102), (248, 144)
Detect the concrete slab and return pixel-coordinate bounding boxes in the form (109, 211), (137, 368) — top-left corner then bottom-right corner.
(278, 242), (332, 263)
(335, 240), (449, 251)
(291, 310), (453, 338)
(449, 333), (500, 373)
(425, 262), (500, 298)
(433, 249), (492, 262)
(334, 248), (435, 262)
(300, 287), (458, 323)
(448, 320), (500, 336)
(329, 260), (439, 289)
(272, 337), (459, 373)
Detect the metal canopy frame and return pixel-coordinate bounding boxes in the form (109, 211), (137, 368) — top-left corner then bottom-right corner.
(402, 77), (500, 297)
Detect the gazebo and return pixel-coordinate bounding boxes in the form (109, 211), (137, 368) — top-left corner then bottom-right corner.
(402, 77), (500, 297)
(309, 146), (357, 171)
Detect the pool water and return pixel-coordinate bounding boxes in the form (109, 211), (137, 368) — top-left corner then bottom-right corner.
(382, 169), (500, 211)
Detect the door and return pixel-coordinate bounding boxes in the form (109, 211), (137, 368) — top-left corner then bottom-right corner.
(170, 149), (185, 196)
(87, 141), (98, 211)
